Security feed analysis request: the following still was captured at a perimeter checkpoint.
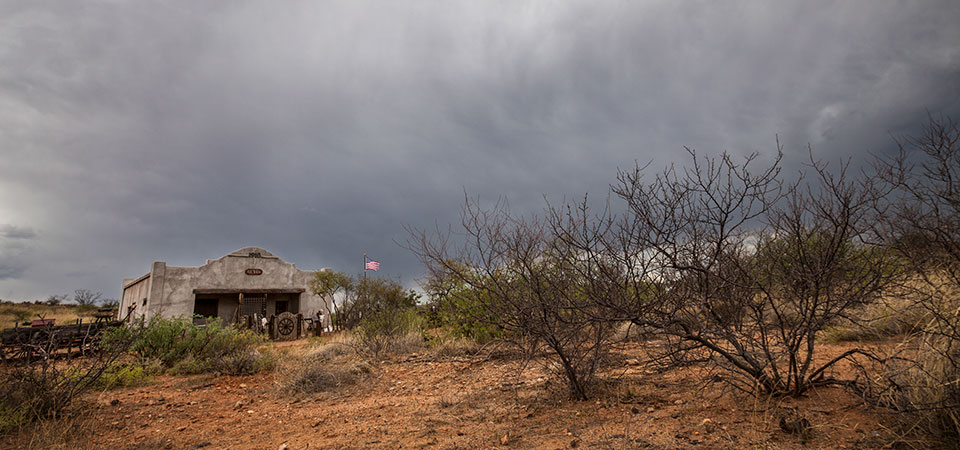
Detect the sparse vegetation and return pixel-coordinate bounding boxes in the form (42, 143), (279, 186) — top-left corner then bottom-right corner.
(5, 115), (960, 447)
(104, 316), (276, 376)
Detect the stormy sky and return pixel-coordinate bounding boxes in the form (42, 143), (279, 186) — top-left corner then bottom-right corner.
(1, 1), (959, 301)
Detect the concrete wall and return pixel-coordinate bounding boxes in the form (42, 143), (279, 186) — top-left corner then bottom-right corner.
(121, 247), (333, 327)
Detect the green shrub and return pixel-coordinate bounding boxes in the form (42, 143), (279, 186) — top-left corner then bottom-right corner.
(354, 308), (426, 359)
(104, 316), (273, 376)
(96, 361), (157, 389)
(0, 407), (29, 433)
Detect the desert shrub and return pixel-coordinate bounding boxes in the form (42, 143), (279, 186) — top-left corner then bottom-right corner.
(311, 272), (420, 331)
(354, 308), (427, 359)
(866, 115), (960, 445)
(421, 269), (504, 344)
(310, 333), (358, 360)
(0, 326), (136, 433)
(104, 316), (273, 375)
(95, 360), (158, 389)
(907, 315), (960, 444)
(409, 198), (623, 400)
(613, 149), (899, 396)
(275, 345), (372, 396)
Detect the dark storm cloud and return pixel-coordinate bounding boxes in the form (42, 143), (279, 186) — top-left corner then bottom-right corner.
(0, 1), (959, 299)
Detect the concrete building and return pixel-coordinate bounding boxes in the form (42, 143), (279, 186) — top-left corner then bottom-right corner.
(119, 247), (332, 328)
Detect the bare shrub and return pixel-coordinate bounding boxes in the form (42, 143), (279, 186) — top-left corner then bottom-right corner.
(614, 149), (896, 396)
(0, 325), (136, 433)
(408, 196), (622, 400)
(869, 115), (960, 444)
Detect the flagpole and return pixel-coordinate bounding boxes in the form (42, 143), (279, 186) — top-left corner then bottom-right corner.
(363, 252), (367, 281)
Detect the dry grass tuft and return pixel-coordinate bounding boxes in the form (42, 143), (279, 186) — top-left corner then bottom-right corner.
(274, 337), (374, 397)
(430, 337), (481, 358)
(0, 412), (101, 450)
(823, 296), (929, 343)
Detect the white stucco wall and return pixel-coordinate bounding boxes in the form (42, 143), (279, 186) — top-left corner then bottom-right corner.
(121, 247), (332, 327)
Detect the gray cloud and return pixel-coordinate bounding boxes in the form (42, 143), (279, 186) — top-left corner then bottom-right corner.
(0, 1), (958, 299)
(0, 225), (36, 240)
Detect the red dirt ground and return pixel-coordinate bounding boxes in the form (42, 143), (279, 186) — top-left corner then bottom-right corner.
(2, 340), (904, 449)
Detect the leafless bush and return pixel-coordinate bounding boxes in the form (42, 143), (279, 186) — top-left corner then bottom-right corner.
(408, 196), (621, 400)
(0, 327), (135, 432)
(869, 115), (960, 444)
(614, 148), (896, 396)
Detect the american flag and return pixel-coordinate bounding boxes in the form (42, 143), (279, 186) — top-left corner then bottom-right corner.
(364, 260), (380, 271)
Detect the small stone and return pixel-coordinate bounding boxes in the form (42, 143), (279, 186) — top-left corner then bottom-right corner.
(239, 384), (248, 388)
(631, 407), (640, 414)
(247, 410), (255, 414)
(701, 418), (715, 433)
(500, 434), (509, 445)
(646, 407), (655, 413)
(110, 399), (120, 406)
(673, 399), (684, 405)
(234, 401), (244, 410)
(570, 438), (580, 448)
(177, 425), (187, 432)
(278, 444), (288, 450)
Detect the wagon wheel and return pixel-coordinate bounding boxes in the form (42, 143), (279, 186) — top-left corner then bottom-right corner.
(275, 312), (298, 341)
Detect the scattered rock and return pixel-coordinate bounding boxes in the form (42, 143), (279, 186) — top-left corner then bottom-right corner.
(233, 401), (244, 410)
(110, 399), (120, 406)
(193, 443), (211, 449)
(177, 425), (187, 432)
(239, 383), (248, 388)
(500, 434), (510, 445)
(570, 438), (580, 448)
(673, 399), (684, 405)
(646, 407), (655, 413)
(278, 444), (288, 450)
(700, 418), (716, 433)
(630, 407), (640, 414)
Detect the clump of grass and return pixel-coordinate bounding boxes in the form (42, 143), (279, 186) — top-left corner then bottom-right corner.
(96, 360), (161, 389)
(823, 296), (928, 343)
(275, 342), (373, 396)
(886, 310), (960, 445)
(430, 337), (480, 358)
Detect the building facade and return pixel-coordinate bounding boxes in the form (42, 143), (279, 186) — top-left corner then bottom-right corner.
(119, 247), (332, 328)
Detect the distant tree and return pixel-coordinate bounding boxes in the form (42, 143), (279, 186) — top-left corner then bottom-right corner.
(310, 271), (355, 330)
(45, 294), (69, 306)
(73, 289), (103, 306)
(101, 299), (120, 309)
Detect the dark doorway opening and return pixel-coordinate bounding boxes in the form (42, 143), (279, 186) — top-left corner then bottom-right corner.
(194, 297), (219, 318)
(276, 300), (289, 314)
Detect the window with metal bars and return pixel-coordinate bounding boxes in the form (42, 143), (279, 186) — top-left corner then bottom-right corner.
(240, 294), (266, 316)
